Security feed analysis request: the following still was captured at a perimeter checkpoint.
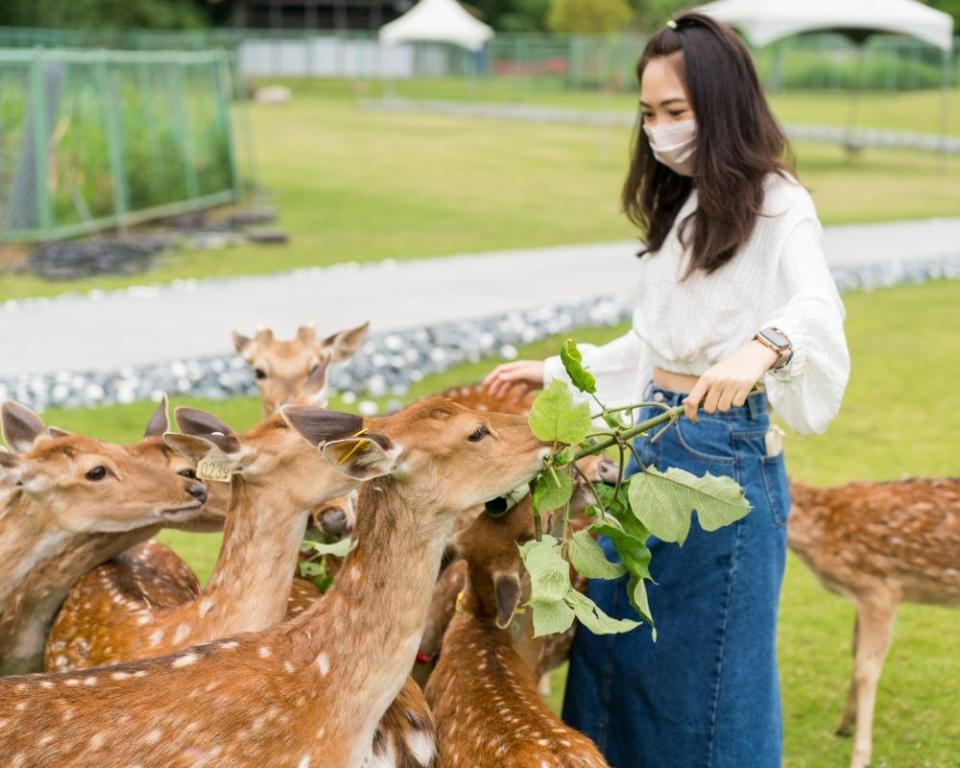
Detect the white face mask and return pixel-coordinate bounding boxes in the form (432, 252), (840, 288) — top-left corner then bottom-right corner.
(643, 119), (697, 176)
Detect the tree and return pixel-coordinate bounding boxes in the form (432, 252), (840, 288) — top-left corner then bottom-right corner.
(467, 0), (552, 32)
(925, 0), (960, 31)
(547, 0), (633, 34)
(0, 0), (210, 29)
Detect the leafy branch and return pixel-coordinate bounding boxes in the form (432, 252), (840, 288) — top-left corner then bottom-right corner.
(518, 339), (752, 639)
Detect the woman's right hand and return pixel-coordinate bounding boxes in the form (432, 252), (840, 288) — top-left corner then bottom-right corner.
(483, 360), (545, 401)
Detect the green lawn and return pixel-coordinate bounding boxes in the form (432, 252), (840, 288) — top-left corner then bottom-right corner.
(2, 86), (958, 303)
(28, 279), (960, 767)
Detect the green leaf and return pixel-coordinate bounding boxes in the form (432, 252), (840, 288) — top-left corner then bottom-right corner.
(560, 339), (597, 395)
(552, 446), (576, 467)
(528, 380), (592, 445)
(627, 574), (655, 631)
(567, 589), (641, 635)
(301, 537), (352, 558)
(528, 598), (576, 637)
(519, 535), (573, 603)
(532, 469), (573, 513)
(628, 467), (751, 546)
(595, 524), (652, 582)
(568, 530), (626, 579)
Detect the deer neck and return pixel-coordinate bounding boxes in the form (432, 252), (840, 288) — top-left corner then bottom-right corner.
(198, 476), (310, 636)
(290, 479), (456, 767)
(0, 495), (158, 674)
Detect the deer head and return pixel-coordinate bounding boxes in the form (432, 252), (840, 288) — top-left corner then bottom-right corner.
(1, 401), (207, 533)
(233, 322), (369, 415)
(124, 396), (230, 531)
(167, 405), (377, 512)
(286, 397), (550, 519)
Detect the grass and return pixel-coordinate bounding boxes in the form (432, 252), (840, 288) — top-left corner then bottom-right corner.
(28, 279), (960, 766)
(2, 85), (958, 302)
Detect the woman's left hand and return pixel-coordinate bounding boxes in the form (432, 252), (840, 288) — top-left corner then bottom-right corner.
(683, 340), (779, 421)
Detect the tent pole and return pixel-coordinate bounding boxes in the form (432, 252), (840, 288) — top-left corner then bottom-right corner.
(845, 43), (866, 157)
(940, 46), (950, 173)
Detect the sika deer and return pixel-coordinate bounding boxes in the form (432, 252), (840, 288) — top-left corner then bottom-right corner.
(425, 495), (608, 768)
(0, 397), (547, 768)
(234, 322), (369, 415)
(789, 478), (960, 768)
(0, 401), (207, 675)
(44, 407), (369, 671)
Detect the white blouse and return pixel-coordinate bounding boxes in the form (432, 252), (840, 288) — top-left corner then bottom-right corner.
(543, 173), (850, 435)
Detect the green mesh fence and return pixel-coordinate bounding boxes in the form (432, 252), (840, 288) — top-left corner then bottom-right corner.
(0, 49), (240, 242)
(0, 27), (955, 94)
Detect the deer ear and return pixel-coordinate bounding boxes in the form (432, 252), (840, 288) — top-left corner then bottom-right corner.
(298, 360), (330, 405)
(163, 433), (217, 466)
(321, 321), (369, 363)
(2, 401), (46, 453)
(322, 435), (398, 481)
(47, 427), (72, 439)
(143, 395), (169, 438)
(297, 324), (316, 344)
(0, 449), (20, 473)
(281, 405), (363, 447)
(174, 407), (240, 454)
(493, 572), (522, 629)
(232, 331), (253, 358)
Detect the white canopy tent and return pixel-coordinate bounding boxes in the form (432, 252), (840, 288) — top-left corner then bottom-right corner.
(379, 0), (494, 53)
(697, 0), (953, 53)
(698, 0), (955, 155)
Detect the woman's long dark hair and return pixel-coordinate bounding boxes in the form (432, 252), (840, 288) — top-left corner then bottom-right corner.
(622, 12), (793, 275)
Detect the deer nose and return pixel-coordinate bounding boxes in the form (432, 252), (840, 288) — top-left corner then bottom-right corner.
(319, 505), (350, 537)
(597, 458), (620, 486)
(186, 481), (208, 504)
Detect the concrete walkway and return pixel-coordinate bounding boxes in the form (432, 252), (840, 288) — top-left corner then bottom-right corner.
(2, 217), (960, 378)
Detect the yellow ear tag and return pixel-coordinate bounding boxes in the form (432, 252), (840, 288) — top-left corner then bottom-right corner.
(196, 455), (233, 483)
(338, 429), (370, 465)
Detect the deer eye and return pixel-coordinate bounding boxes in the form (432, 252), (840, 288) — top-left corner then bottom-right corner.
(85, 466), (107, 482)
(178, 468), (197, 480)
(254, 367), (268, 380)
(468, 425), (490, 443)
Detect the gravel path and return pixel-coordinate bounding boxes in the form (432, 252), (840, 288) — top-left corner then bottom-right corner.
(1, 218), (959, 410)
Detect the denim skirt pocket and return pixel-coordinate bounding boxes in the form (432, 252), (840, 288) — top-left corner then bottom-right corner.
(672, 417), (736, 467)
(761, 452), (791, 528)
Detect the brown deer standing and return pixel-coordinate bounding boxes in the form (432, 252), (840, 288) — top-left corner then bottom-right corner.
(789, 478), (960, 768)
(0, 401), (208, 675)
(233, 321), (369, 415)
(425, 495), (609, 768)
(0, 398), (548, 768)
(44, 407), (369, 671)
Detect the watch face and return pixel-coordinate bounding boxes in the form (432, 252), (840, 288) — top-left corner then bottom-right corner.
(761, 329), (789, 349)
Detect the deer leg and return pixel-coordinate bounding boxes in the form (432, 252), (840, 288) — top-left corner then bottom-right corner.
(835, 612), (859, 737)
(849, 598), (897, 768)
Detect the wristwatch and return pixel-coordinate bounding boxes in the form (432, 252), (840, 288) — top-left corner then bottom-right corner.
(754, 327), (793, 370)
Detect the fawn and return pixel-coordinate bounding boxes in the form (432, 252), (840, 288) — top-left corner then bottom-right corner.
(425, 494), (609, 768)
(0, 400), (208, 675)
(44, 406), (370, 671)
(0, 397), (548, 768)
(789, 478), (960, 768)
(233, 321), (369, 415)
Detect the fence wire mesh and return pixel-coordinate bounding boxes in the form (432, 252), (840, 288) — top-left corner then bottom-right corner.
(0, 49), (240, 242)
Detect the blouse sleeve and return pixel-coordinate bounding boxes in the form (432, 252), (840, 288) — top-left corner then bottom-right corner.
(762, 217), (851, 435)
(542, 330), (646, 409)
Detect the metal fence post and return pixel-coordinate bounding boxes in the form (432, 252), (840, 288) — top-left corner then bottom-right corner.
(97, 55), (129, 230)
(30, 48), (52, 233)
(215, 53), (242, 200)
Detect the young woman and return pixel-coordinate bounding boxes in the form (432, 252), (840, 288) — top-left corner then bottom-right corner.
(484, 13), (850, 768)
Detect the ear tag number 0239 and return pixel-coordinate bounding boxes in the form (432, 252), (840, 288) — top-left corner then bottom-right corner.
(196, 456), (233, 483)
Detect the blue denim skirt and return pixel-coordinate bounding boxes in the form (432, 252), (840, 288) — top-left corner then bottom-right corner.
(562, 384), (791, 768)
